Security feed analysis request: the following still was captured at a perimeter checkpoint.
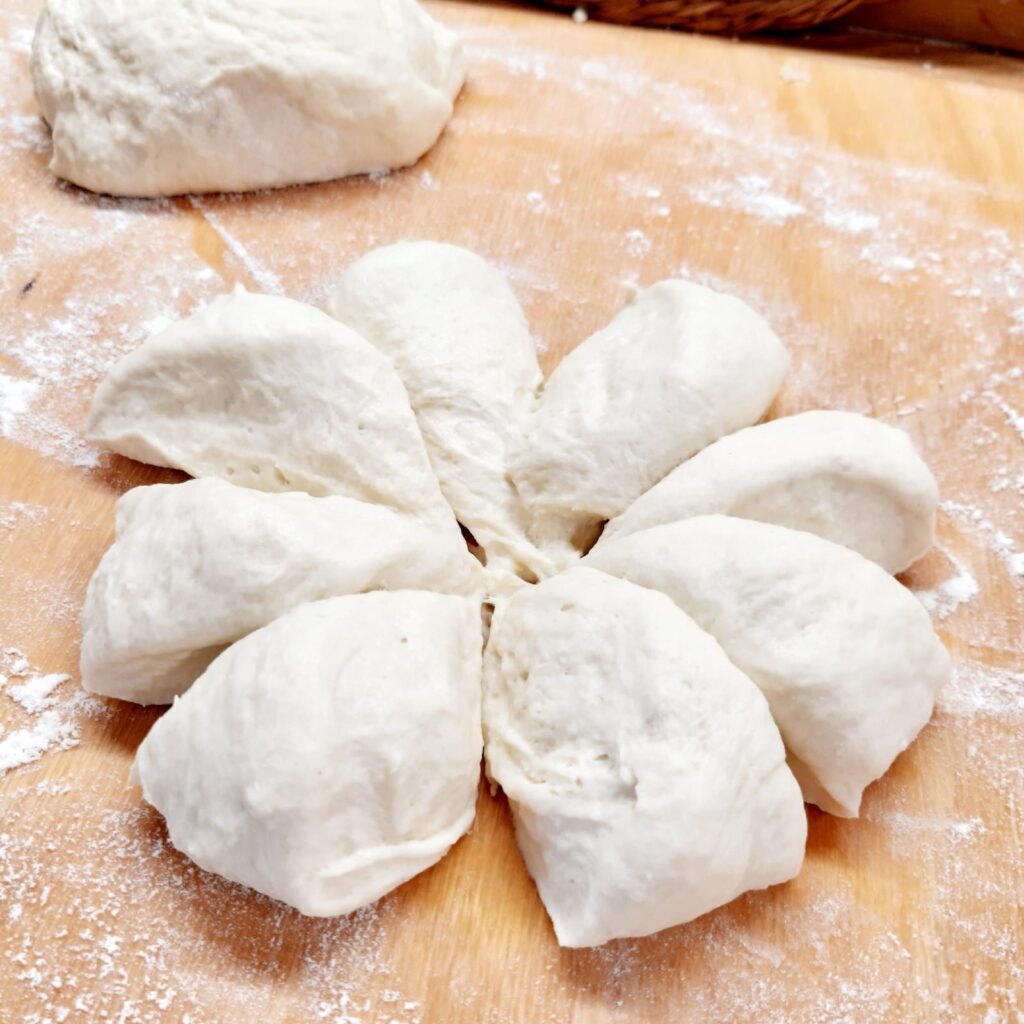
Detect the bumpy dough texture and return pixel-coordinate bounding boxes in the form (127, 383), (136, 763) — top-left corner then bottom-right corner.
(31, 0), (465, 196)
(586, 516), (951, 818)
(510, 280), (789, 553)
(599, 410), (938, 573)
(484, 568), (807, 947)
(88, 289), (454, 525)
(327, 242), (553, 593)
(133, 591), (483, 917)
(82, 478), (483, 705)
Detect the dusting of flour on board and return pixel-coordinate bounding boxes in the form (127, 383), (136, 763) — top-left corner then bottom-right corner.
(1, 2), (1022, 1022)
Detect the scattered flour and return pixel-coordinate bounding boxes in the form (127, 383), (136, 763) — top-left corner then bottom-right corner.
(0, 648), (96, 776)
(779, 60), (811, 85)
(915, 551), (981, 618)
(625, 228), (651, 257)
(690, 174), (807, 225)
(0, 371), (39, 437)
(7, 670), (70, 713)
(186, 196), (284, 295)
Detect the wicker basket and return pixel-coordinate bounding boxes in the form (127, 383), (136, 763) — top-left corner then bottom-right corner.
(539, 1), (876, 32)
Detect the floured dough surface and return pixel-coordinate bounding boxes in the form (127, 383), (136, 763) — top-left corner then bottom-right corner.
(31, 0), (465, 196)
(483, 567), (806, 947)
(82, 478), (483, 705)
(586, 516), (950, 818)
(88, 288), (455, 525)
(599, 410), (938, 572)
(510, 280), (789, 553)
(328, 241), (553, 593)
(133, 591), (483, 917)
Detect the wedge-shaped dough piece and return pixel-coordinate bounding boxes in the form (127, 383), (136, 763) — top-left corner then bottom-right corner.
(599, 411), (938, 573)
(88, 289), (453, 523)
(32, 0), (465, 196)
(586, 517), (951, 818)
(134, 591), (483, 917)
(510, 280), (789, 552)
(483, 567), (807, 947)
(327, 242), (553, 591)
(82, 478), (482, 705)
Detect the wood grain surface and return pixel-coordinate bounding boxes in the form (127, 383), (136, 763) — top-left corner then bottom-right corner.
(1, 3), (1022, 1023)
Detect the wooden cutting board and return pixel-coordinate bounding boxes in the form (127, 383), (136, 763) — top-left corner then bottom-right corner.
(1, 4), (1022, 1022)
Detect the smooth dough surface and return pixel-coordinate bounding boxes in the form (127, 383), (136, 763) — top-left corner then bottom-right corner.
(586, 516), (951, 818)
(510, 280), (789, 552)
(599, 410), (938, 573)
(31, 0), (465, 196)
(88, 288), (454, 525)
(327, 242), (553, 592)
(483, 567), (806, 947)
(81, 478), (483, 705)
(133, 591), (483, 917)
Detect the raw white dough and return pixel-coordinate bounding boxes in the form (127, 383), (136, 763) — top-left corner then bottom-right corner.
(327, 242), (554, 592)
(88, 288), (454, 525)
(483, 567), (806, 947)
(510, 280), (789, 553)
(586, 516), (951, 818)
(31, 0), (465, 196)
(599, 410), (938, 573)
(133, 591), (483, 916)
(81, 478), (483, 705)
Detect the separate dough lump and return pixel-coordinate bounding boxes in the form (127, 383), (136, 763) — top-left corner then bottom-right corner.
(134, 591), (483, 917)
(599, 410), (938, 573)
(82, 478), (483, 705)
(510, 280), (789, 555)
(586, 516), (950, 818)
(328, 241), (553, 592)
(31, 0), (465, 196)
(88, 288), (454, 526)
(483, 567), (807, 947)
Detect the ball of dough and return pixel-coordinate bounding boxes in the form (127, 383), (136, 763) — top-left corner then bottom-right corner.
(31, 0), (465, 196)
(483, 567), (807, 947)
(87, 288), (454, 527)
(82, 478), (483, 705)
(328, 241), (553, 594)
(510, 280), (789, 556)
(599, 410), (938, 573)
(586, 515), (951, 818)
(133, 591), (483, 917)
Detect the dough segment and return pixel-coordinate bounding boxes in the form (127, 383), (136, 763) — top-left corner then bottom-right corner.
(586, 516), (950, 818)
(31, 0), (465, 196)
(82, 478), (483, 705)
(88, 288), (455, 526)
(510, 280), (789, 556)
(598, 410), (938, 572)
(133, 591), (483, 917)
(483, 567), (807, 947)
(327, 241), (554, 593)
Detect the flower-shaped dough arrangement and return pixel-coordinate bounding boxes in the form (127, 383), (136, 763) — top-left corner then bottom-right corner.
(82, 242), (950, 948)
